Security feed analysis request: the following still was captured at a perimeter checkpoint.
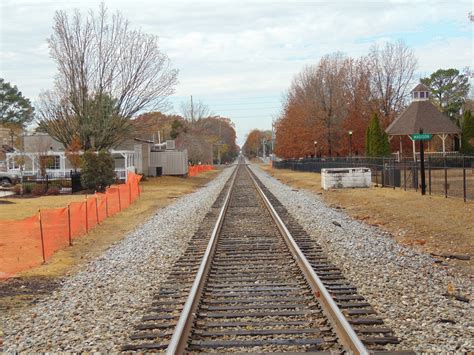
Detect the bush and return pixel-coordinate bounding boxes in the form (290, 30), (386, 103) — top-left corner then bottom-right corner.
(23, 183), (33, 194)
(81, 150), (116, 192)
(46, 186), (61, 195)
(31, 184), (46, 196)
(13, 185), (22, 195)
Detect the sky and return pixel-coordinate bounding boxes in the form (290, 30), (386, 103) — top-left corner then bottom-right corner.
(1, 0), (473, 146)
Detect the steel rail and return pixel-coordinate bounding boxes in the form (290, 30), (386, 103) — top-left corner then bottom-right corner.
(247, 165), (369, 355)
(166, 164), (239, 355)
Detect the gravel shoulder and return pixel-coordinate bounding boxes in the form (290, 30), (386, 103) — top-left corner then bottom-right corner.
(1, 166), (235, 352)
(250, 164), (473, 352)
(258, 164), (473, 275)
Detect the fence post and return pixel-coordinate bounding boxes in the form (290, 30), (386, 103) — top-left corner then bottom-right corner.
(444, 156), (448, 198)
(428, 156), (432, 195)
(414, 157), (418, 192)
(463, 156), (467, 202)
(118, 187), (122, 211)
(95, 195), (99, 224)
(105, 193), (109, 218)
(67, 204), (72, 246)
(381, 158), (385, 187)
(38, 209), (46, 263)
(403, 161), (407, 191)
(85, 195), (89, 233)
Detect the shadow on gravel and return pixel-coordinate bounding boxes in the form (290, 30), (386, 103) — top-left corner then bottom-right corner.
(0, 277), (61, 312)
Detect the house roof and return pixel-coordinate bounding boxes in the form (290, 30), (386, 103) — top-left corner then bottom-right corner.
(385, 100), (461, 136)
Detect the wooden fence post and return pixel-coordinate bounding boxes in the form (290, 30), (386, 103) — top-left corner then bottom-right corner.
(67, 204), (72, 246)
(85, 195), (89, 233)
(105, 192), (109, 217)
(118, 188), (122, 211)
(38, 209), (46, 263)
(95, 195), (99, 224)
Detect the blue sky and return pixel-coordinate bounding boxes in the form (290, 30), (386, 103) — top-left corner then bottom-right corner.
(1, 0), (473, 145)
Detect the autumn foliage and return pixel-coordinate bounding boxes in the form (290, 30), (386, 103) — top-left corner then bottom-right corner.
(274, 42), (417, 158)
(242, 129), (272, 158)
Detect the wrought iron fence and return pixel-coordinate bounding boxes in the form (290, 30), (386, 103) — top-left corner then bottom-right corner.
(273, 156), (474, 201)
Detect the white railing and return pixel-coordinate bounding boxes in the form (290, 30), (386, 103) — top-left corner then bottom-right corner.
(7, 167), (134, 180)
(415, 151), (460, 159)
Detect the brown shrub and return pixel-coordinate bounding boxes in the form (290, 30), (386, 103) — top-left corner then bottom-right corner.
(31, 184), (46, 196)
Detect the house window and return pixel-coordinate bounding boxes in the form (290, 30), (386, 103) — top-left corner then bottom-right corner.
(40, 155), (61, 170)
(420, 91), (425, 99)
(49, 156), (61, 169)
(413, 92), (419, 99)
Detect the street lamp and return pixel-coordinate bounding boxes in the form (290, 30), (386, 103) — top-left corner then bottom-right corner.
(348, 131), (353, 159)
(313, 141), (318, 158)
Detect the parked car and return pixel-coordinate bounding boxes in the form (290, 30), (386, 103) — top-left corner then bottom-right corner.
(0, 171), (19, 186)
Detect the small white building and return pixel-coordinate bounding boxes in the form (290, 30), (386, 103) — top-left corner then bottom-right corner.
(6, 133), (137, 181)
(5, 133), (189, 180)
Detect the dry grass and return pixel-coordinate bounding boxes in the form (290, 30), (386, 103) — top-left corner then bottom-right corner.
(260, 164), (474, 275)
(0, 194), (87, 220)
(0, 170), (221, 312)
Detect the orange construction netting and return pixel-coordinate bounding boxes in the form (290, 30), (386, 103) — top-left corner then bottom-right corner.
(0, 172), (142, 280)
(188, 164), (214, 177)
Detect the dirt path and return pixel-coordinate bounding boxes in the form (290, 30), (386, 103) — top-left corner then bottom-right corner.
(0, 171), (221, 314)
(260, 164), (473, 276)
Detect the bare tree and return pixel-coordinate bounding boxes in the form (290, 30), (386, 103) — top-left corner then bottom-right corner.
(180, 98), (212, 121)
(369, 40), (417, 123)
(37, 3), (178, 150)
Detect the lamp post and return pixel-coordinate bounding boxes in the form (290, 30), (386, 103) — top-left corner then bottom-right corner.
(348, 131), (353, 159)
(313, 141), (318, 158)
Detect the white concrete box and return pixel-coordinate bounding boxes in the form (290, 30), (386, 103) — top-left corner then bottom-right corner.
(321, 167), (371, 190)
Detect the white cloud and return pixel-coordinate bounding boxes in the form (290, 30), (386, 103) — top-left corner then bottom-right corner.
(1, 0), (472, 144)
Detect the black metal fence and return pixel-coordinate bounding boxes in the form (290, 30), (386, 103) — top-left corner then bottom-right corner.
(19, 171), (83, 194)
(273, 156), (474, 201)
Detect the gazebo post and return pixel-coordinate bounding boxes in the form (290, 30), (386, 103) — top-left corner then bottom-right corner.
(437, 134), (447, 156)
(399, 137), (403, 159)
(409, 136), (416, 161)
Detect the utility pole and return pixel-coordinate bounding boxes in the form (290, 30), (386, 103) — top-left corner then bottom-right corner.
(190, 95), (194, 122)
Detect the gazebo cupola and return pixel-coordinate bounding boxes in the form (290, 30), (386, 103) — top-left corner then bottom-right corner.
(411, 83), (430, 101)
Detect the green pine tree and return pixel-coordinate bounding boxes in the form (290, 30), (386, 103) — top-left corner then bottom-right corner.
(461, 110), (474, 155)
(365, 113), (391, 157)
(0, 78), (35, 127)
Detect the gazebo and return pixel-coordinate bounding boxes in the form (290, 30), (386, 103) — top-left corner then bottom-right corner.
(385, 83), (462, 160)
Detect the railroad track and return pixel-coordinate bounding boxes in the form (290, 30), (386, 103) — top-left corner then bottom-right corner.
(123, 161), (402, 353)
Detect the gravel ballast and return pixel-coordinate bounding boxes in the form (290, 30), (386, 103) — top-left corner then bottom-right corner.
(250, 164), (473, 352)
(2, 166), (234, 352)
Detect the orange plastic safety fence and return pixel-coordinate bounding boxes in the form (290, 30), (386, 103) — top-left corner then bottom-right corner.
(40, 207), (70, 260)
(105, 187), (121, 216)
(118, 184), (131, 210)
(87, 197), (99, 230)
(69, 201), (87, 238)
(95, 193), (108, 223)
(0, 215), (43, 279)
(1, 173), (143, 279)
(188, 165), (214, 177)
